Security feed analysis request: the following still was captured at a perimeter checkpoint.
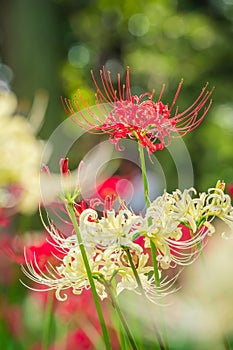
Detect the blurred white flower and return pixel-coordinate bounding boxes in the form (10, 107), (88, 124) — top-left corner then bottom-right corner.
(118, 225), (233, 349)
(0, 91), (45, 213)
(166, 227), (233, 347)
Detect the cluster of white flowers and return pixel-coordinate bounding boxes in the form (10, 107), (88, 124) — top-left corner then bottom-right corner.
(140, 188), (209, 268)
(22, 183), (233, 302)
(139, 184), (233, 268)
(22, 215), (154, 301)
(204, 187), (233, 235)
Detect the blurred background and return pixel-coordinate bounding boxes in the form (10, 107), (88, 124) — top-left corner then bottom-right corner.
(1, 0), (233, 188)
(0, 0), (233, 349)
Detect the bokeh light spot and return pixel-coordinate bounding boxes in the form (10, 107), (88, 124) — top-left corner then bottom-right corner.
(163, 15), (185, 39)
(68, 45), (90, 68)
(212, 104), (233, 132)
(128, 13), (150, 37)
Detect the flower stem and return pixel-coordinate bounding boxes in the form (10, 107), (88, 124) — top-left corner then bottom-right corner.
(112, 307), (128, 350)
(138, 142), (150, 209)
(223, 335), (232, 350)
(137, 143), (161, 287)
(110, 277), (128, 350)
(137, 142), (169, 350)
(67, 202), (112, 350)
(125, 248), (166, 350)
(150, 240), (161, 288)
(106, 282), (139, 350)
(125, 248), (143, 289)
(42, 291), (54, 350)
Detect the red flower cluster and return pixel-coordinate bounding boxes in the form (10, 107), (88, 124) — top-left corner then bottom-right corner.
(62, 67), (214, 153)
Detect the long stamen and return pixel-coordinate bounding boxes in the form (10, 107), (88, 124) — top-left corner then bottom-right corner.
(102, 67), (120, 102)
(126, 66), (132, 101)
(169, 79), (184, 113)
(174, 84), (212, 119)
(91, 69), (110, 104)
(118, 73), (123, 101)
(107, 70), (118, 101)
(60, 97), (75, 116)
(157, 84), (166, 102)
(100, 69), (115, 103)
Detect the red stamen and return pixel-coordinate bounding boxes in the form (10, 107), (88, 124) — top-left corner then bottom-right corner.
(126, 66), (132, 101)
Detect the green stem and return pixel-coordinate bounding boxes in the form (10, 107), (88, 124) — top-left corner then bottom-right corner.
(150, 240), (161, 289)
(223, 335), (232, 350)
(125, 248), (143, 290)
(125, 248), (166, 350)
(67, 202), (112, 350)
(120, 328), (127, 350)
(137, 143), (161, 288)
(138, 142), (150, 209)
(137, 142), (169, 350)
(42, 291), (54, 350)
(111, 277), (128, 350)
(106, 282), (139, 350)
(114, 312), (128, 350)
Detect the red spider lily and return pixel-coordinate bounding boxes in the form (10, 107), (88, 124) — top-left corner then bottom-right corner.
(62, 67), (214, 153)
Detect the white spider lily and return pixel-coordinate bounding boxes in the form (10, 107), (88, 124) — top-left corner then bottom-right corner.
(116, 252), (153, 295)
(79, 208), (143, 249)
(204, 187), (233, 237)
(139, 184), (233, 269)
(172, 186), (233, 236)
(21, 245), (115, 301)
(140, 190), (210, 268)
(21, 246), (90, 301)
(21, 242), (163, 301)
(169, 188), (207, 233)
